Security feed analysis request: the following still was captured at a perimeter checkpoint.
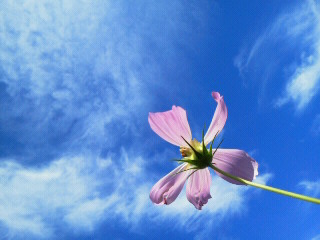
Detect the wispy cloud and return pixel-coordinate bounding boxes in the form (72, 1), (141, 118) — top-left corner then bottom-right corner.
(235, 0), (320, 111)
(0, 150), (272, 239)
(298, 179), (320, 197)
(0, 0), (145, 160)
(0, 150), (149, 239)
(0, 1), (274, 239)
(312, 234), (320, 240)
(0, 0), (208, 161)
(0, 156), (109, 238)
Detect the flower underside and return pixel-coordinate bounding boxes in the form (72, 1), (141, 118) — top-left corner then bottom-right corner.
(149, 91), (320, 207)
(174, 128), (223, 174)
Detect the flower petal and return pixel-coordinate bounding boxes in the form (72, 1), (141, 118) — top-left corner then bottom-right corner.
(204, 92), (228, 145)
(148, 106), (192, 147)
(150, 163), (189, 205)
(186, 168), (212, 210)
(212, 149), (258, 185)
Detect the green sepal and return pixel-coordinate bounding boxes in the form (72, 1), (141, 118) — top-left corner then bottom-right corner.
(202, 124), (208, 155)
(208, 131), (219, 155)
(171, 158), (187, 164)
(209, 140), (213, 155)
(212, 138), (224, 156)
(172, 159), (196, 165)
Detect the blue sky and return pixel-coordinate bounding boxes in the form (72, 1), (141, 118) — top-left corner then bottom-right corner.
(0, 0), (320, 239)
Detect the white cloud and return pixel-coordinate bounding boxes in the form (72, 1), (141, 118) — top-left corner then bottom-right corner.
(0, 1), (274, 238)
(312, 234), (320, 240)
(276, 43), (320, 110)
(0, 0), (208, 159)
(0, 0), (146, 158)
(0, 150), (149, 239)
(0, 150), (272, 239)
(299, 179), (320, 197)
(235, 0), (320, 111)
(0, 157), (107, 238)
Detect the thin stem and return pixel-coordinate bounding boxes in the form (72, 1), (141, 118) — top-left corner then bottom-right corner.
(173, 167), (198, 176)
(209, 164), (320, 204)
(187, 169), (198, 180)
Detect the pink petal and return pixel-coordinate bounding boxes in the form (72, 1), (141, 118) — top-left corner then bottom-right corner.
(186, 168), (212, 210)
(212, 149), (258, 185)
(148, 106), (192, 147)
(204, 92), (228, 145)
(150, 163), (189, 205)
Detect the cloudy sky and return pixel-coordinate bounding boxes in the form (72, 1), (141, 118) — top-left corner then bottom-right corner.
(0, 0), (319, 239)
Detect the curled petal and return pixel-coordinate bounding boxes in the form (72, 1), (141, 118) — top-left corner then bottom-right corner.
(148, 106), (192, 147)
(204, 92), (228, 145)
(150, 163), (189, 205)
(186, 168), (212, 210)
(212, 149), (258, 185)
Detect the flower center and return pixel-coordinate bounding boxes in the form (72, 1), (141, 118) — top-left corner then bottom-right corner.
(178, 138), (214, 170)
(175, 128), (223, 171)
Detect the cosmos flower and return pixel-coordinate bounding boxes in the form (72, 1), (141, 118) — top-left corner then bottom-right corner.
(148, 92), (258, 210)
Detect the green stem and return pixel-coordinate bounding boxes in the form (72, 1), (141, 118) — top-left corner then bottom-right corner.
(210, 164), (320, 204)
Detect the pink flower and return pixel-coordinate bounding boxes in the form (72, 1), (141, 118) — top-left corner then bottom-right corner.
(148, 92), (259, 210)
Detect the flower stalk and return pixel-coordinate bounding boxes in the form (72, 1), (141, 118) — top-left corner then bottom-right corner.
(209, 163), (320, 204)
